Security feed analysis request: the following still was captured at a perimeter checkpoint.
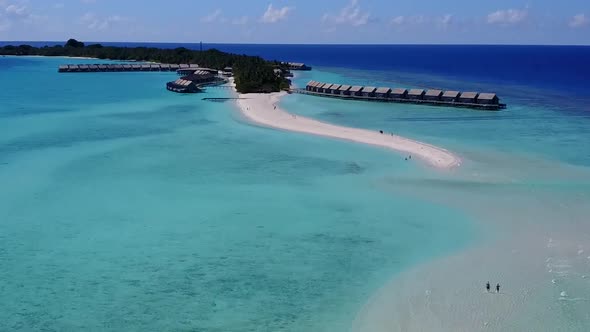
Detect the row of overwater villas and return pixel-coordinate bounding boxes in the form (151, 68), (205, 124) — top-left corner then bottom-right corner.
(58, 63), (200, 72)
(306, 81), (501, 105)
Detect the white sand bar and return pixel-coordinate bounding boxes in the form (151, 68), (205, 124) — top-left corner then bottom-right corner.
(236, 92), (461, 169)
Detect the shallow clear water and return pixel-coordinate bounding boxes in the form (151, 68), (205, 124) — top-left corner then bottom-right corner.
(0, 57), (475, 331)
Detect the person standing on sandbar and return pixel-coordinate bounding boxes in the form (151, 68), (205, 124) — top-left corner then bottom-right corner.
(486, 281), (490, 292)
(496, 283), (500, 293)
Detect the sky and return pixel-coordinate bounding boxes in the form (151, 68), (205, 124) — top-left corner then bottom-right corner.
(0, 0), (589, 45)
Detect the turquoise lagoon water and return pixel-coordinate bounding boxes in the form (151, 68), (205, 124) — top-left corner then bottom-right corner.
(288, 68), (590, 330)
(0, 57), (475, 331)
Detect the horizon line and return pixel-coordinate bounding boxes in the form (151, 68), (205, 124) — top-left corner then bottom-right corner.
(1, 40), (589, 47)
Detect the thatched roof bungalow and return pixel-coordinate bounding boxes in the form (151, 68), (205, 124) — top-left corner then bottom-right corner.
(68, 64), (80, 71)
(362, 86), (377, 97)
(477, 93), (499, 105)
(316, 83), (332, 93)
(325, 84), (341, 94)
(408, 89), (425, 100)
(424, 89), (443, 101)
(441, 91), (460, 102)
(375, 87), (392, 98)
(390, 88), (408, 99)
(458, 92), (478, 103)
(337, 85), (352, 95)
(350, 86), (363, 96)
(166, 79), (200, 93)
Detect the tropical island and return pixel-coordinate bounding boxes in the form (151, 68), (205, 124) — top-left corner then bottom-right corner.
(0, 39), (291, 93)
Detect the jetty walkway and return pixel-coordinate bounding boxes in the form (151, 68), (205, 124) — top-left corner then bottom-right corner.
(300, 81), (506, 111)
(58, 63), (199, 73)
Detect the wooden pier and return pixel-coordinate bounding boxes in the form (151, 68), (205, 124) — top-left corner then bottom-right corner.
(58, 63), (197, 73)
(301, 81), (506, 110)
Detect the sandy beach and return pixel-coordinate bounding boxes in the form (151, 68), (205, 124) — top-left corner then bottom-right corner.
(235, 92), (461, 169)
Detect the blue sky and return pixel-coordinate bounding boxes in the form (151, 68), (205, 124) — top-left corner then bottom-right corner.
(0, 0), (589, 44)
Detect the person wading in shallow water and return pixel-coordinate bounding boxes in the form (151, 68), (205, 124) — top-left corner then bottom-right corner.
(486, 281), (491, 292)
(496, 283), (501, 293)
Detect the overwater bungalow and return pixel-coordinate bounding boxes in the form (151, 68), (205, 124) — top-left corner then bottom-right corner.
(424, 89), (443, 101)
(160, 64), (171, 71)
(149, 64), (159, 71)
(408, 89), (425, 100)
(338, 85), (352, 96)
(316, 83), (332, 93)
(362, 87), (377, 97)
(182, 70), (217, 84)
(98, 64), (108, 71)
(113, 64), (124, 71)
(170, 64), (180, 71)
(78, 64), (90, 72)
(68, 64), (80, 72)
(140, 64), (151, 71)
(324, 84), (339, 94)
(306, 81), (316, 91)
(88, 64), (100, 72)
(375, 87), (391, 98)
(329, 84), (342, 95)
(477, 93), (499, 105)
(179, 64), (189, 69)
(441, 91), (460, 102)
(166, 79), (200, 93)
(131, 64), (141, 71)
(350, 86), (363, 96)
(458, 92), (478, 103)
(391, 88), (408, 99)
(58, 65), (68, 72)
(284, 62), (312, 71)
(189, 64), (199, 69)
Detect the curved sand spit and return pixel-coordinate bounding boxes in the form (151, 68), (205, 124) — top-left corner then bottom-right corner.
(236, 92), (461, 169)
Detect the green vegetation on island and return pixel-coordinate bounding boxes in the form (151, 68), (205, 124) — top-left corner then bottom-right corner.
(0, 39), (290, 93)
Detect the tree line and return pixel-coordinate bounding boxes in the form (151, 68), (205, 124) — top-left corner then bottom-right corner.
(0, 39), (291, 93)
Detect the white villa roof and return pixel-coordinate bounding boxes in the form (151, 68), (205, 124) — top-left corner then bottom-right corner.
(391, 88), (408, 94)
(349, 86), (363, 92)
(478, 93), (497, 100)
(408, 89), (425, 95)
(363, 87), (377, 93)
(376, 87), (391, 93)
(460, 92), (478, 99)
(442, 91), (460, 98)
(425, 89), (443, 96)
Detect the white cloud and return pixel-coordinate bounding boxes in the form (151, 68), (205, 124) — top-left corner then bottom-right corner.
(390, 15), (426, 26)
(232, 16), (249, 25)
(438, 14), (453, 28)
(487, 8), (528, 25)
(569, 13), (588, 28)
(261, 4), (292, 23)
(5, 4), (27, 17)
(201, 9), (222, 23)
(79, 12), (129, 30)
(322, 0), (370, 27)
